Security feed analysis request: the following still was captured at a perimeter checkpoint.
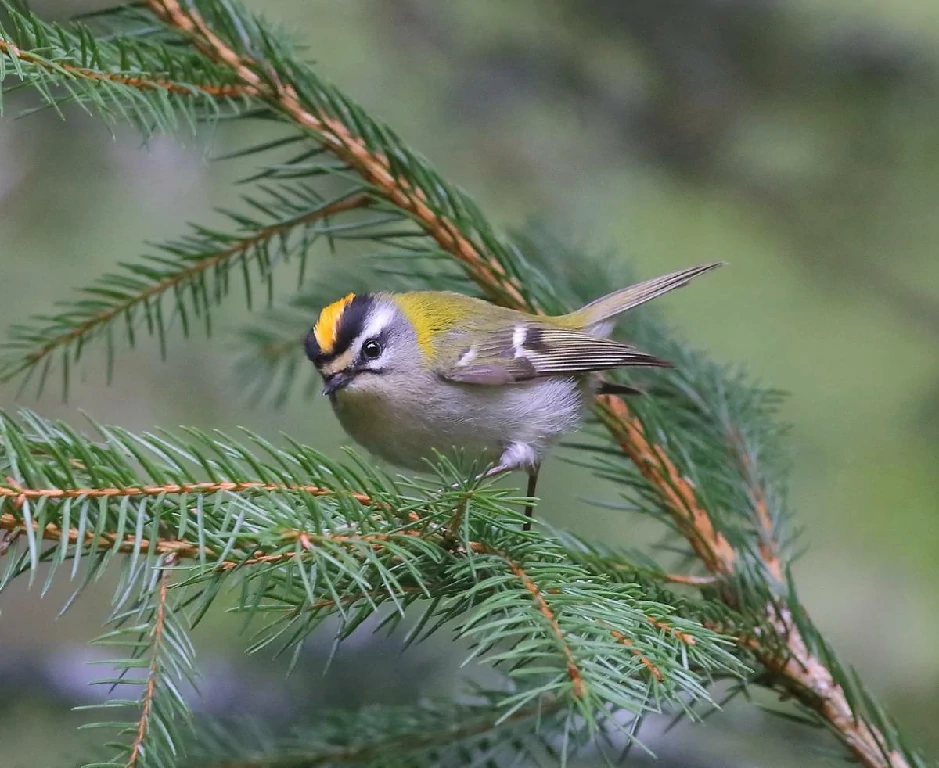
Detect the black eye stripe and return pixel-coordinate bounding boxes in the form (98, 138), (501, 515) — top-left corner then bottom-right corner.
(304, 329), (321, 363)
(330, 294), (374, 358)
(305, 295), (396, 369)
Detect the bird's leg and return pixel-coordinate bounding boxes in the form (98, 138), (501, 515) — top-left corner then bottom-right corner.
(491, 443), (541, 529)
(523, 464), (541, 531)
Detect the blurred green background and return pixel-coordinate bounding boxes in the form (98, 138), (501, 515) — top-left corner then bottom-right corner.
(1, 1), (937, 766)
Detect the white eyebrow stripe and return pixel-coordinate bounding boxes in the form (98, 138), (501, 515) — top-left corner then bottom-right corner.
(349, 304), (396, 357)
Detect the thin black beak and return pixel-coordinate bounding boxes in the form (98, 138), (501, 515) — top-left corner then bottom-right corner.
(322, 370), (354, 397)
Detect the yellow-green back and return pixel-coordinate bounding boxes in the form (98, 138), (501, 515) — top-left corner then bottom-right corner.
(391, 291), (550, 360)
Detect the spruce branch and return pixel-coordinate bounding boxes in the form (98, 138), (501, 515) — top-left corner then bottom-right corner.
(3, 0), (523, 391)
(0, 2), (255, 125)
(124, 5), (927, 764)
(0, 37), (255, 99)
(595, 393), (918, 768)
(132, 560), (174, 768)
(79, 553), (198, 768)
(143, 0), (530, 308)
(596, 395), (737, 577)
(0, 2), (929, 765)
(0, 477), (376, 567)
(0, 409), (740, 762)
(498, 551), (586, 699)
(189, 696), (568, 768)
(123, 554), (191, 768)
(761, 607), (912, 768)
(0, 189), (373, 393)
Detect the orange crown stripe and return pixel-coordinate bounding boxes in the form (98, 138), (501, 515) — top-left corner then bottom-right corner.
(313, 293), (356, 353)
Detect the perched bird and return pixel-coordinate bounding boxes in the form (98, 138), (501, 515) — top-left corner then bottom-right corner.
(304, 264), (721, 525)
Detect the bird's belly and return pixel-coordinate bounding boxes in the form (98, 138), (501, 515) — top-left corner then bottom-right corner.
(330, 376), (588, 471)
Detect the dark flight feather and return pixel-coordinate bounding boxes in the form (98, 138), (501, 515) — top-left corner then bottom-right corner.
(439, 324), (670, 385)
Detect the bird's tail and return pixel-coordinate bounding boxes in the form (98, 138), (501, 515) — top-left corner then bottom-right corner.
(564, 263), (723, 337)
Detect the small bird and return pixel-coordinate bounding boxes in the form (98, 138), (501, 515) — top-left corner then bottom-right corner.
(305, 264), (721, 525)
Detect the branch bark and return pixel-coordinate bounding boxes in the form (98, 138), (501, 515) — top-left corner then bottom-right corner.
(145, 0), (527, 310)
(127, 553), (177, 768)
(0, 477), (402, 571)
(0, 38), (258, 98)
(600, 396), (911, 768)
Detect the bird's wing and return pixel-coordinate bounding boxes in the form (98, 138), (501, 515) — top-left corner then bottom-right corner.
(437, 323), (670, 385)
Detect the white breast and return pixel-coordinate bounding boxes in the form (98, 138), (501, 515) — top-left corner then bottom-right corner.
(330, 374), (589, 472)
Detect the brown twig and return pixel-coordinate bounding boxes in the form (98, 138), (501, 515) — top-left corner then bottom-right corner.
(774, 619), (908, 768)
(0, 477), (374, 507)
(660, 572), (719, 587)
(605, 614), (699, 682)
(1, 506), (201, 559)
(730, 429), (784, 582)
(647, 616), (697, 646)
(595, 395), (737, 575)
(127, 552), (177, 768)
(144, 0), (527, 310)
(726, 609), (909, 768)
(0, 476), (390, 570)
(594, 396), (910, 768)
(504, 556), (586, 699)
(609, 628), (664, 682)
(19, 192), (371, 373)
(0, 501), (432, 577)
(466, 541), (586, 700)
(0, 39), (259, 99)
(223, 526), (427, 571)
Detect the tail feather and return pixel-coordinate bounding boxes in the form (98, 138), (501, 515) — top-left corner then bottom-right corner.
(568, 263), (723, 335)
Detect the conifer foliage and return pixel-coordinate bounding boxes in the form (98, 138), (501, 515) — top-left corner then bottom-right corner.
(0, 2), (930, 767)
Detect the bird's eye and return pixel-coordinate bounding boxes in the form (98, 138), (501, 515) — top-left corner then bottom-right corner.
(362, 338), (383, 360)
